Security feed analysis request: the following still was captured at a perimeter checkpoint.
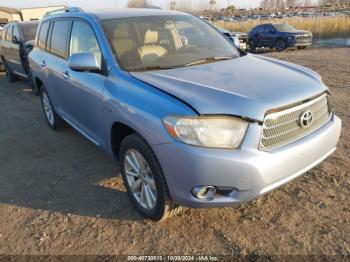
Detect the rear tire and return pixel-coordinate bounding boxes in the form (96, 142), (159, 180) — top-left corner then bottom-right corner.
(40, 86), (64, 130)
(119, 133), (182, 221)
(275, 39), (286, 52)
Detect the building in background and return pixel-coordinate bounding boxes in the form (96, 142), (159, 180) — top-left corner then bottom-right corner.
(20, 5), (66, 21)
(0, 6), (22, 27)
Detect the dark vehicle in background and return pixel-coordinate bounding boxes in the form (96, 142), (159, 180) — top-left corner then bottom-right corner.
(248, 23), (312, 52)
(0, 21), (38, 82)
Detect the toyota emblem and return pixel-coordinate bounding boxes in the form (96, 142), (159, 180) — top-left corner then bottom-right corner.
(299, 110), (313, 128)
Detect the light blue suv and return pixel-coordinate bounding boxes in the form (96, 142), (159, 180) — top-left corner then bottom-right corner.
(29, 8), (341, 221)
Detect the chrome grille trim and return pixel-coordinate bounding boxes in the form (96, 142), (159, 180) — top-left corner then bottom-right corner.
(259, 94), (331, 151)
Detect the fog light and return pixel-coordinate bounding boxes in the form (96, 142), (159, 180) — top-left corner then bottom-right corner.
(192, 186), (216, 200)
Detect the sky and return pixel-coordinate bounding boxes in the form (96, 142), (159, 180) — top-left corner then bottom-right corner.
(0, 0), (262, 10)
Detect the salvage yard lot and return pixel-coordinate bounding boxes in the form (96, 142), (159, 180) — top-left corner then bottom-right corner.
(0, 48), (349, 256)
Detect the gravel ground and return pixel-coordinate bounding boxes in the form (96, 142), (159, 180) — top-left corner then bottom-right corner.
(0, 47), (349, 257)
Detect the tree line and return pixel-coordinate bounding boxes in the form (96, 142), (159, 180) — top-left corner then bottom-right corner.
(260, 0), (350, 9)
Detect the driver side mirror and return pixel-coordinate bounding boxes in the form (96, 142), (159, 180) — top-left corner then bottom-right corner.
(68, 52), (101, 72)
(12, 36), (19, 44)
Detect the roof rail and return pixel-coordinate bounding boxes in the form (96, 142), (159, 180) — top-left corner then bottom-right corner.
(44, 7), (83, 17)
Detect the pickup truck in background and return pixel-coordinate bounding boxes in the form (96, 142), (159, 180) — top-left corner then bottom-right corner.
(0, 21), (38, 83)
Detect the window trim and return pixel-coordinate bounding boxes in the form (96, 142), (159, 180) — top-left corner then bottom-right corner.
(2, 27), (7, 41)
(6, 25), (13, 42)
(37, 20), (51, 50)
(12, 24), (21, 41)
(68, 18), (106, 75)
(48, 18), (72, 60)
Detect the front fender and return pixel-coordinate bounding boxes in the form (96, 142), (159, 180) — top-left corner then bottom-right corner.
(102, 72), (197, 152)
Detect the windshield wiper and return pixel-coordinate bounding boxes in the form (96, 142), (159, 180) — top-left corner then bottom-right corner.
(130, 65), (180, 72)
(184, 56), (235, 67)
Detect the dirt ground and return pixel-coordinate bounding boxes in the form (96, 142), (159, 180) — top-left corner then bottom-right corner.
(0, 48), (349, 257)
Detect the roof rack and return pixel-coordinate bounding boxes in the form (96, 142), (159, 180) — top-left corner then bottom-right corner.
(44, 7), (83, 17)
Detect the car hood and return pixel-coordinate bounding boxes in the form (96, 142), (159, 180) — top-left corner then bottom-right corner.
(130, 54), (327, 121)
(282, 30), (311, 35)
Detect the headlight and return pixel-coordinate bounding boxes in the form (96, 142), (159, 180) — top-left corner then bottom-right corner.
(163, 116), (248, 148)
(287, 36), (294, 41)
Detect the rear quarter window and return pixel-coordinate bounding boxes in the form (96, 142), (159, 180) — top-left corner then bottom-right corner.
(6, 26), (13, 41)
(49, 19), (71, 59)
(37, 21), (50, 50)
(21, 24), (38, 41)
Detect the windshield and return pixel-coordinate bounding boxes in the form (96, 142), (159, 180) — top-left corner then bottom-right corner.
(102, 15), (240, 71)
(21, 24), (38, 41)
(273, 23), (296, 32)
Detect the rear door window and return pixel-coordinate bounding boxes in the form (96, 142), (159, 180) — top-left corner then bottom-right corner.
(1, 28), (6, 40)
(21, 24), (38, 41)
(264, 25), (274, 33)
(49, 19), (71, 59)
(6, 26), (13, 41)
(257, 26), (265, 33)
(13, 25), (20, 41)
(37, 21), (50, 50)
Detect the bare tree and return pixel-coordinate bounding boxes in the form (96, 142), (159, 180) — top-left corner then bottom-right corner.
(127, 0), (149, 8)
(303, 0), (312, 6)
(209, 0), (217, 10)
(170, 0), (176, 10)
(286, 0), (297, 7)
(276, 0), (286, 8)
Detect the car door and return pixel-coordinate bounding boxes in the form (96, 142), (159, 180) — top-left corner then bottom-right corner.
(43, 19), (72, 117)
(263, 25), (276, 47)
(254, 25), (264, 46)
(4, 25), (14, 68)
(11, 24), (25, 75)
(61, 19), (106, 145)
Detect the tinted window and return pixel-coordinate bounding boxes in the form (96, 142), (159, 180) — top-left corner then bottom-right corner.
(264, 25), (272, 33)
(37, 21), (50, 50)
(70, 20), (102, 66)
(50, 19), (70, 58)
(6, 26), (13, 41)
(256, 26), (264, 33)
(273, 24), (296, 32)
(13, 25), (20, 40)
(21, 24), (38, 41)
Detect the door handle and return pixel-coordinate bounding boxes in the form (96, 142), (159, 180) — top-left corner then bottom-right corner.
(40, 61), (46, 68)
(63, 71), (69, 80)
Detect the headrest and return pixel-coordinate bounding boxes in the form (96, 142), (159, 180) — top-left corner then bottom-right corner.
(113, 26), (129, 39)
(144, 30), (158, 45)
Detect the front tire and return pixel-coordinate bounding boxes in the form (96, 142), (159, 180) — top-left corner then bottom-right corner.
(119, 134), (181, 221)
(40, 86), (64, 130)
(275, 39), (286, 52)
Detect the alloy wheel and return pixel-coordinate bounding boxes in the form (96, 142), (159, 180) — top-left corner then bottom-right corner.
(124, 149), (157, 210)
(42, 91), (54, 125)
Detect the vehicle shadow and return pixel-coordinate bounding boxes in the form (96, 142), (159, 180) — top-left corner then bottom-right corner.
(0, 74), (143, 221)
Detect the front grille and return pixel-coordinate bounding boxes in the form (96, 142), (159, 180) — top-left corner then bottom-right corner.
(260, 94), (331, 151)
(296, 35), (312, 42)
